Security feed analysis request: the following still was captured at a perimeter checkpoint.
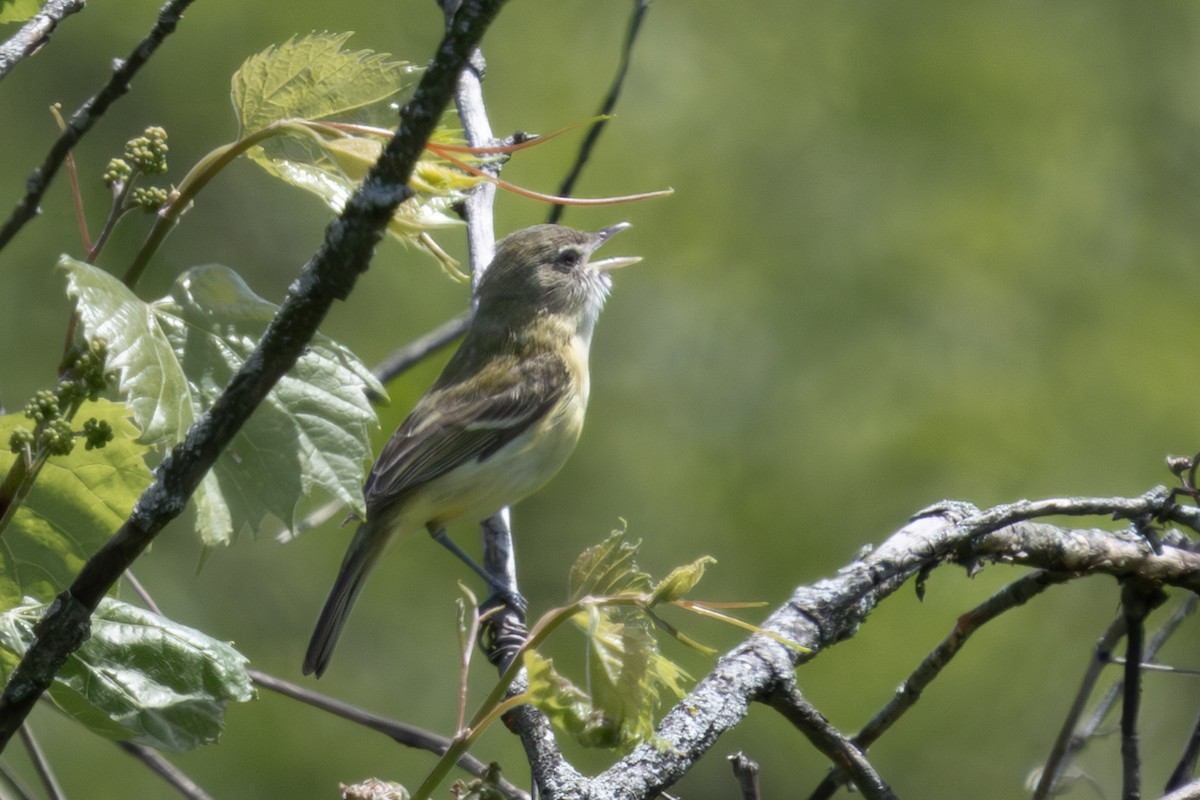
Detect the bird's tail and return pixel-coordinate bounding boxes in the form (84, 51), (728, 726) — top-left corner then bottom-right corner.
(303, 519), (389, 677)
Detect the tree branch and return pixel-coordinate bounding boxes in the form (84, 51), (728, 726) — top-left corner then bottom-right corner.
(547, 0), (650, 224)
(765, 683), (896, 800)
(0, 0), (86, 82)
(249, 669), (528, 800)
(0, 0), (198, 255)
(504, 490), (1195, 798)
(810, 569), (1074, 799)
(0, 0), (511, 750)
(116, 741), (214, 800)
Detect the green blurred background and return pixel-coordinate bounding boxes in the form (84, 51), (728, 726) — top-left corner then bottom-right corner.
(2, 1), (1199, 797)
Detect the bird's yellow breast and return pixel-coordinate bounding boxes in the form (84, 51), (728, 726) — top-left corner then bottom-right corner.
(392, 335), (590, 536)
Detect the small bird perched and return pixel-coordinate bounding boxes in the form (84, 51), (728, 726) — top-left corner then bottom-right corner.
(303, 222), (640, 677)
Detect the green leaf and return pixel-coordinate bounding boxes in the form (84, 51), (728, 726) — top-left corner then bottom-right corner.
(229, 33), (477, 275)
(0, 597), (253, 751)
(559, 533), (692, 749)
(523, 650), (619, 748)
(231, 32), (416, 136)
(568, 530), (652, 601)
(63, 257), (384, 546)
(0, 0), (41, 24)
(0, 401), (152, 607)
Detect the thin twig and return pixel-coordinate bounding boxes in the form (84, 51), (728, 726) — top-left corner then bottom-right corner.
(0, 0), (86, 82)
(727, 752), (761, 800)
(1120, 582), (1163, 800)
(18, 725), (64, 800)
(0, 0), (198, 255)
(1169, 712), (1200, 794)
(370, 311), (470, 398)
(765, 683), (896, 800)
(1039, 593), (1199, 799)
(0, 760), (35, 800)
(116, 742), (213, 800)
(121, 570), (161, 615)
(1032, 617), (1128, 800)
(547, 0), (650, 224)
(248, 669), (529, 800)
(809, 570), (1073, 800)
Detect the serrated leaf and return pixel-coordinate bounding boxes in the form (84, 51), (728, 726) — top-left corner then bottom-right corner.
(523, 650), (618, 748)
(231, 32), (416, 136)
(0, 401), (152, 608)
(229, 33), (476, 272)
(649, 556), (717, 606)
(0, 597), (252, 751)
(576, 604), (690, 749)
(0, 0), (40, 24)
(63, 257), (384, 546)
(568, 531), (652, 601)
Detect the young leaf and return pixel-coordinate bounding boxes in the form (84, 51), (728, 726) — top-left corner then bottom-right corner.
(0, 597), (253, 751)
(231, 32), (416, 136)
(568, 531), (652, 601)
(0, 400), (152, 608)
(229, 33), (478, 273)
(523, 650), (619, 749)
(562, 533), (692, 749)
(63, 257), (384, 546)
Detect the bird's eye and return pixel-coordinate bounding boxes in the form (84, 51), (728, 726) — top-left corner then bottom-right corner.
(555, 249), (582, 271)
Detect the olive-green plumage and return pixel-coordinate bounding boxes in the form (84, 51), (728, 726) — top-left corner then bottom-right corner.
(304, 223), (639, 677)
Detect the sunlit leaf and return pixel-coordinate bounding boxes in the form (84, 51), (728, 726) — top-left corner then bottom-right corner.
(229, 33), (478, 274)
(0, 401), (152, 608)
(568, 530), (652, 601)
(0, 0), (40, 24)
(649, 555), (717, 606)
(0, 597), (253, 751)
(231, 31), (416, 136)
(558, 533), (693, 749)
(523, 650), (619, 748)
(63, 257), (383, 546)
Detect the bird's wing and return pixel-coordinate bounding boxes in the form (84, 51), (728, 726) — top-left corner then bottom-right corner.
(363, 352), (571, 510)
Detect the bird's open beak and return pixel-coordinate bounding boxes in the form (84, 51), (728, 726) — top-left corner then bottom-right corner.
(591, 222), (642, 272)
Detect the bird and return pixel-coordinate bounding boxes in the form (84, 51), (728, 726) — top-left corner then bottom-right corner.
(303, 222), (640, 677)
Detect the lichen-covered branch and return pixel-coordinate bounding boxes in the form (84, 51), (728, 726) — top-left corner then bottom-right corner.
(0, 0), (86, 82)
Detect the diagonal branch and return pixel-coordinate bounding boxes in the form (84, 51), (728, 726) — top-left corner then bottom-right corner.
(0, 0), (511, 751)
(809, 569), (1074, 800)
(0, 0), (86, 82)
(765, 682), (896, 800)
(0, 0), (198, 255)
(547, 0), (651, 224)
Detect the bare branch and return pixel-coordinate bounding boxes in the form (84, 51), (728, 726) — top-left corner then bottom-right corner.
(727, 753), (761, 800)
(764, 683), (896, 800)
(547, 0), (651, 224)
(1120, 582), (1166, 800)
(1032, 617), (1128, 800)
(0, 0), (198, 254)
(0, 0), (86, 82)
(810, 569), (1074, 799)
(116, 741), (214, 800)
(18, 724), (64, 800)
(249, 669), (529, 800)
(369, 311), (470, 397)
